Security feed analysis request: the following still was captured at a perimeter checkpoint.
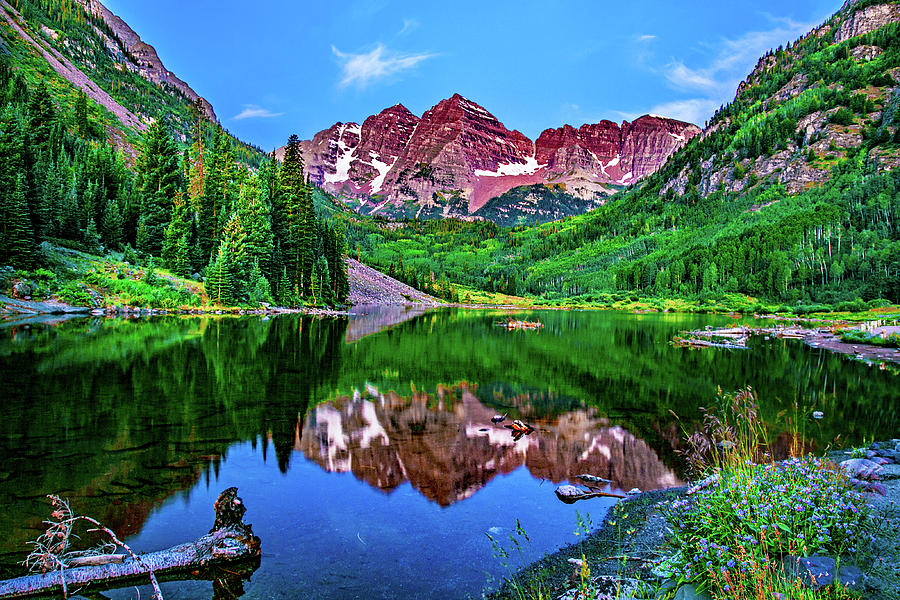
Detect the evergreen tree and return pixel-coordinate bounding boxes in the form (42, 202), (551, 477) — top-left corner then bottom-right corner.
(313, 255), (333, 306)
(162, 191), (191, 276)
(276, 266), (294, 306)
(298, 179), (316, 297)
(74, 89), (90, 138)
(83, 217), (101, 253)
(0, 174), (34, 266)
(248, 259), (272, 305)
(136, 120), (179, 255)
(218, 212), (247, 301)
(199, 128), (229, 260)
(27, 79), (55, 149)
(102, 198), (124, 249)
(237, 176), (274, 282)
(279, 135), (305, 292)
(207, 244), (234, 306)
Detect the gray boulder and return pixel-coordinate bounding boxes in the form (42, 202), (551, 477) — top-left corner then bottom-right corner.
(12, 281), (33, 297)
(780, 556), (866, 591)
(840, 458), (883, 480)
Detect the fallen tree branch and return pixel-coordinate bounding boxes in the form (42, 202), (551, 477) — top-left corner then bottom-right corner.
(65, 554), (125, 568)
(0, 487), (260, 599)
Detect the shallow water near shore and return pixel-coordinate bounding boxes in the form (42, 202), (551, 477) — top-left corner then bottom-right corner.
(0, 308), (897, 599)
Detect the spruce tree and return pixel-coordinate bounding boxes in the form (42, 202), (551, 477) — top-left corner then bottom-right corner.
(74, 89), (90, 138)
(162, 191), (191, 273)
(136, 121), (179, 256)
(188, 99), (207, 205)
(298, 179), (316, 297)
(199, 128), (229, 260)
(208, 244), (234, 306)
(0, 174), (34, 266)
(219, 212), (247, 300)
(248, 259), (272, 305)
(27, 79), (55, 149)
(102, 198), (123, 249)
(238, 177), (274, 286)
(280, 135), (305, 292)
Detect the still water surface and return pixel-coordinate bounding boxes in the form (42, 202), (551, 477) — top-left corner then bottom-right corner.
(0, 308), (897, 599)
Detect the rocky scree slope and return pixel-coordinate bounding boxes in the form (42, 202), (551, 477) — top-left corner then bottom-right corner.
(278, 94), (700, 223)
(75, 0), (216, 121)
(347, 258), (440, 305)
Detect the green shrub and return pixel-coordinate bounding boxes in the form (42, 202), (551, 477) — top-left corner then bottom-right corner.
(830, 108), (855, 126)
(840, 329), (900, 348)
(835, 299), (868, 313)
(866, 298), (893, 308)
(57, 281), (92, 306)
(791, 303), (831, 315)
(122, 245), (137, 265)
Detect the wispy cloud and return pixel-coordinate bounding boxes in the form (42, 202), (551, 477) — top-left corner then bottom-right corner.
(232, 104), (284, 120)
(643, 15), (818, 126)
(399, 18), (419, 36)
(332, 43), (435, 88)
(637, 34), (656, 41)
(647, 99), (721, 125)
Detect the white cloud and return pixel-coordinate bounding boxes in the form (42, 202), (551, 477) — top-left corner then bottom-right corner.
(232, 104), (284, 120)
(646, 99), (721, 126)
(664, 17), (816, 96)
(399, 18), (419, 36)
(332, 43), (435, 88)
(637, 34), (656, 41)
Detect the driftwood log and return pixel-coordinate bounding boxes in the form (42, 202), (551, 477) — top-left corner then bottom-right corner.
(0, 487), (261, 599)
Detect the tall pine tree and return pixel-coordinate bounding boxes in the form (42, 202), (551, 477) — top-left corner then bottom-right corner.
(136, 121), (179, 255)
(0, 174), (34, 266)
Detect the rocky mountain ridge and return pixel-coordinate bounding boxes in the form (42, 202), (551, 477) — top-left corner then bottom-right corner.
(281, 94), (700, 221)
(75, 0), (216, 121)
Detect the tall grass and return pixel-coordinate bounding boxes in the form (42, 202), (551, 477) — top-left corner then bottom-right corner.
(661, 388), (872, 599)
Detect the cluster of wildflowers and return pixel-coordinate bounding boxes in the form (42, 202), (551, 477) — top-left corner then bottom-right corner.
(660, 455), (874, 592)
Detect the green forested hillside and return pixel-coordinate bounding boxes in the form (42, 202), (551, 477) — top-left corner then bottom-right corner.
(343, 4), (900, 306)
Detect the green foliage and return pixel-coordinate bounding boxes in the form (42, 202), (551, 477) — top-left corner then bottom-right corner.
(57, 280), (91, 305)
(136, 121), (179, 255)
(839, 329), (900, 348)
(829, 108), (855, 126)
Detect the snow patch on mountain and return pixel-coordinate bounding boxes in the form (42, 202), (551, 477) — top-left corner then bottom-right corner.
(325, 123), (357, 184)
(369, 154), (397, 194)
(475, 155), (545, 178)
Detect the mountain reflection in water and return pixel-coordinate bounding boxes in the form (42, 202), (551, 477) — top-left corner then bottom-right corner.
(299, 384), (681, 506)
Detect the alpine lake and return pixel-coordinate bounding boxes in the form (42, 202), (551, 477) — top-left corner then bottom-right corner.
(0, 307), (897, 599)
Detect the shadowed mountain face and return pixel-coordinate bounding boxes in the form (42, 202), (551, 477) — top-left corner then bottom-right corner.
(299, 384), (681, 506)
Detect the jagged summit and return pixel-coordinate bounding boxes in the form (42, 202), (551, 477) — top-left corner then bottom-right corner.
(283, 94), (699, 221)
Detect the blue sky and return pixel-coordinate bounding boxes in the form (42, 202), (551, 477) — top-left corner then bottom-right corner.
(103, 0), (840, 151)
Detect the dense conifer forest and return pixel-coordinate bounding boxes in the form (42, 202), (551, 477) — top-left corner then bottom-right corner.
(0, 55), (349, 307)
